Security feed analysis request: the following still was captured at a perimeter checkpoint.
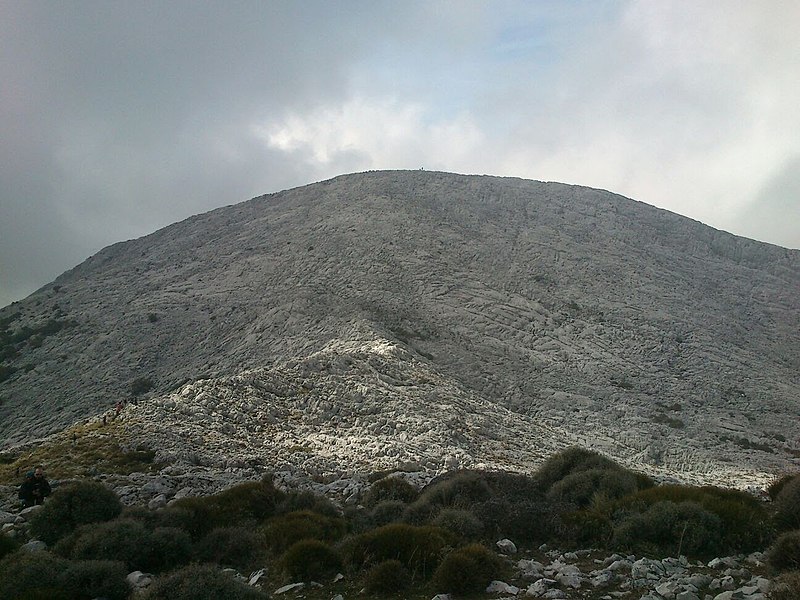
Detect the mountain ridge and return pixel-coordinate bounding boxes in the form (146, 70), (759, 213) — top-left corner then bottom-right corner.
(1, 170), (798, 486)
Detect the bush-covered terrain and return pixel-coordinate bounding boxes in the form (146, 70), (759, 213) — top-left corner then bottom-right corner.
(0, 447), (796, 599)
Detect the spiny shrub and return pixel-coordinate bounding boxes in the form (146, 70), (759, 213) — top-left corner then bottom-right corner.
(65, 519), (192, 572)
(195, 526), (267, 571)
(613, 500), (722, 558)
(768, 531), (800, 574)
(364, 559), (411, 594)
(362, 476), (419, 507)
(0, 532), (18, 561)
(166, 478), (283, 537)
(615, 484), (772, 554)
(773, 477), (800, 532)
(432, 543), (509, 595)
(562, 509), (613, 548)
(344, 523), (454, 578)
(276, 489), (339, 518)
(280, 539), (343, 582)
(371, 500), (406, 526)
(432, 508), (483, 540)
(471, 496), (565, 545)
(417, 471), (492, 508)
(768, 474), (798, 501)
(0, 552), (124, 600)
(769, 571), (800, 600)
(61, 559), (130, 600)
(143, 563), (267, 600)
(535, 446), (626, 491)
(263, 510), (347, 554)
(29, 480), (122, 545)
(0, 550), (70, 600)
(547, 467), (639, 509)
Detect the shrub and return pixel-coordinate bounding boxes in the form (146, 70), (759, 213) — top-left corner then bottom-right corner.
(280, 539), (343, 581)
(471, 497), (565, 545)
(196, 526), (266, 571)
(363, 476), (419, 507)
(432, 543), (508, 595)
(615, 484), (772, 554)
(535, 446), (624, 490)
(263, 510), (347, 554)
(29, 480), (122, 545)
(562, 509), (613, 548)
(547, 468), (639, 508)
(432, 508), (483, 540)
(0, 532), (18, 561)
(0, 550), (71, 600)
(417, 471), (492, 508)
(613, 501), (722, 558)
(130, 377), (154, 395)
(364, 559), (411, 594)
(66, 519), (192, 572)
(344, 523), (454, 578)
(61, 559), (130, 600)
(769, 571), (800, 600)
(167, 478), (283, 537)
(773, 477), (800, 532)
(371, 500), (406, 526)
(769, 474), (799, 501)
(768, 531), (800, 574)
(275, 489), (338, 518)
(143, 563), (267, 600)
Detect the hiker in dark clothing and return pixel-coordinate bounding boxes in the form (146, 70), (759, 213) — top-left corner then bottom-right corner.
(19, 467), (51, 508)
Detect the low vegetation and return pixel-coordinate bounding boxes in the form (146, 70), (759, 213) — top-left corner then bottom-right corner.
(0, 446), (795, 599)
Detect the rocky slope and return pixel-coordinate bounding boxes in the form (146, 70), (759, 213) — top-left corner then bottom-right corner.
(1, 170), (798, 486)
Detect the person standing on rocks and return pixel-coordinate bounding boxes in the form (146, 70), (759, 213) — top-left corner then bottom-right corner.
(19, 466), (51, 508)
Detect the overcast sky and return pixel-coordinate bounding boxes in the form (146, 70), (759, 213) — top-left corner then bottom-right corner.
(2, 1), (799, 308)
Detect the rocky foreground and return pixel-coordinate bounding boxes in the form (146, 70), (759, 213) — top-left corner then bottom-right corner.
(0, 465), (778, 600)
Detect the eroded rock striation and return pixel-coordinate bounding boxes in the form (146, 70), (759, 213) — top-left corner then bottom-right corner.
(1, 170), (798, 485)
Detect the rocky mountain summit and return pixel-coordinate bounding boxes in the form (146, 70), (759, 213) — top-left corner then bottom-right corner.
(1, 170), (798, 488)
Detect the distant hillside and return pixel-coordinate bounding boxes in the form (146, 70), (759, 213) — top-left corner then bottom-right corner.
(1, 171), (798, 484)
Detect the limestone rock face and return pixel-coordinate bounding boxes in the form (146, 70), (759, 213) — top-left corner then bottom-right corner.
(0, 171), (798, 485)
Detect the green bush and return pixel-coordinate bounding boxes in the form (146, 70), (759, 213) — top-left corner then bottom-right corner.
(263, 510), (346, 554)
(280, 539), (343, 581)
(0, 532), (19, 561)
(615, 484), (772, 555)
(65, 519), (192, 572)
(364, 559), (411, 594)
(768, 531), (800, 574)
(547, 468), (639, 509)
(0, 551), (72, 600)
(613, 501), (722, 557)
(769, 571), (800, 600)
(417, 471), (492, 508)
(143, 563), (267, 600)
(344, 523), (454, 578)
(363, 476), (419, 507)
(61, 559), (130, 600)
(371, 500), (406, 526)
(276, 489), (339, 518)
(562, 509), (613, 548)
(535, 446), (625, 490)
(29, 481), (122, 545)
(471, 497), (565, 545)
(774, 477), (800, 532)
(166, 478), (283, 537)
(432, 508), (483, 540)
(195, 526), (266, 571)
(432, 543), (508, 595)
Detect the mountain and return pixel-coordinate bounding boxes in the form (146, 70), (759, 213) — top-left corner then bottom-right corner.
(1, 170), (798, 486)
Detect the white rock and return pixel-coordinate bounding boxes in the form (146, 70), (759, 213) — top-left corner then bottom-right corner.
(486, 580), (520, 595)
(126, 571), (153, 588)
(21, 540), (47, 552)
(496, 538), (517, 554)
(274, 583), (305, 595)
